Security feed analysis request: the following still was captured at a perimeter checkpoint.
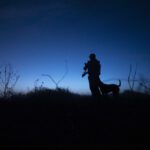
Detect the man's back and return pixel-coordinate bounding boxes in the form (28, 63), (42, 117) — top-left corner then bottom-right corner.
(86, 59), (100, 77)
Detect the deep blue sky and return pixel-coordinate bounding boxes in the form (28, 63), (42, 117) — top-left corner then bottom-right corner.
(0, 0), (150, 94)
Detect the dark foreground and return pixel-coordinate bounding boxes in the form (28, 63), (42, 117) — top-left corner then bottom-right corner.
(0, 89), (150, 150)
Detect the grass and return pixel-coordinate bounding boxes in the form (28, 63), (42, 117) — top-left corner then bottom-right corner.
(0, 88), (150, 149)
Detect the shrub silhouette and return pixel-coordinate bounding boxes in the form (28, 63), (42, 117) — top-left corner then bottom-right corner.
(0, 64), (20, 97)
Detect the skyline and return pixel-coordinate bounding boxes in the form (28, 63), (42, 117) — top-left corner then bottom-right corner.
(0, 0), (150, 94)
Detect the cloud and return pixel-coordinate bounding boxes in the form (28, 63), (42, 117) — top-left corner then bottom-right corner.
(0, 1), (72, 19)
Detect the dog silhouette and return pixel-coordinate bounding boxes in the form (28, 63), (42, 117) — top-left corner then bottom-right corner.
(99, 80), (121, 96)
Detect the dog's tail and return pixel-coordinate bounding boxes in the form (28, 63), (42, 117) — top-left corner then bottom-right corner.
(118, 80), (121, 87)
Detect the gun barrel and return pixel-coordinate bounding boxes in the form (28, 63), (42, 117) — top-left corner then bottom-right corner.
(82, 72), (87, 77)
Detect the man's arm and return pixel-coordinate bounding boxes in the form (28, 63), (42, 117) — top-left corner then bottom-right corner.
(83, 63), (88, 71)
(82, 62), (88, 77)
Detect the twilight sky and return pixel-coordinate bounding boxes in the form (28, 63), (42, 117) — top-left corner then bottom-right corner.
(0, 0), (150, 94)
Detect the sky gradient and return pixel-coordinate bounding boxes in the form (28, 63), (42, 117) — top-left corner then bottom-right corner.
(0, 0), (150, 94)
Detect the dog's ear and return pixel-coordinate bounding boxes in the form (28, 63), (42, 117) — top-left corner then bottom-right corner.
(118, 80), (121, 87)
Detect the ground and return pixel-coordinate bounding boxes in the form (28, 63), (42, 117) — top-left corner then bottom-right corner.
(0, 89), (150, 149)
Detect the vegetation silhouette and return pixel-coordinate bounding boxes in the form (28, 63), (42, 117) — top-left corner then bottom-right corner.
(0, 64), (20, 97)
(0, 88), (150, 149)
(42, 60), (68, 89)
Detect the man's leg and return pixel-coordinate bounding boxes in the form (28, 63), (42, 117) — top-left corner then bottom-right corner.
(89, 78), (101, 97)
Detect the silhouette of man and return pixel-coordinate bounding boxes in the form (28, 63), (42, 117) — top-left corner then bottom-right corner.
(82, 53), (101, 97)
